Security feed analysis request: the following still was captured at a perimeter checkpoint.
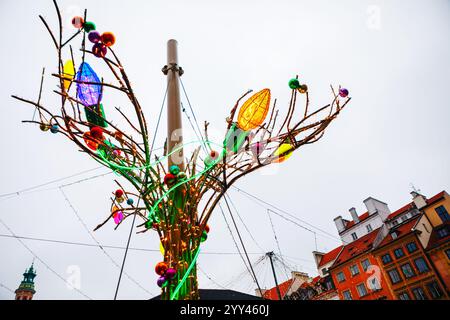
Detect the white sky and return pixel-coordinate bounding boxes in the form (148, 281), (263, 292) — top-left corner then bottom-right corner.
(0, 0), (449, 300)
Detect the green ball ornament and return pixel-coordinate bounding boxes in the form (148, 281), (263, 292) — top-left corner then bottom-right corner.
(83, 21), (96, 33)
(169, 165), (180, 175)
(288, 78), (301, 90)
(200, 230), (208, 242)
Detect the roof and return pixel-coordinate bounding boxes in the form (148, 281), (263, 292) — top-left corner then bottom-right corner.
(344, 212), (370, 229)
(387, 203), (414, 220)
(332, 228), (381, 267)
(262, 279), (294, 300)
(151, 289), (262, 300)
(377, 216), (421, 248)
(387, 191), (446, 220)
(318, 246), (343, 267)
(426, 191), (446, 205)
(426, 222), (450, 251)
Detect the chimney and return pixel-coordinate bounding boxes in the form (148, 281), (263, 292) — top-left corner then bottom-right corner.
(349, 207), (359, 223)
(312, 251), (324, 268)
(363, 197), (391, 221)
(411, 191), (427, 210)
(334, 216), (346, 233)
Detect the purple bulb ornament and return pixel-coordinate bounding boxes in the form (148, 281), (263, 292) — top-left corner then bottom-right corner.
(88, 31), (101, 43)
(157, 276), (167, 287)
(92, 43), (107, 58)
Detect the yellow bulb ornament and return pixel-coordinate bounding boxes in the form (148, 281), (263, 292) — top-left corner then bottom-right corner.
(62, 60), (75, 90)
(237, 89), (271, 131)
(273, 143), (294, 163)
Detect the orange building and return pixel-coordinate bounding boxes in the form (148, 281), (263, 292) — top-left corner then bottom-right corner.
(313, 190), (450, 300)
(329, 229), (393, 300)
(426, 223), (450, 294)
(372, 215), (447, 300)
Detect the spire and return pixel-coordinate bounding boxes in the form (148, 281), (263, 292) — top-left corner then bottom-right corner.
(15, 262), (37, 300)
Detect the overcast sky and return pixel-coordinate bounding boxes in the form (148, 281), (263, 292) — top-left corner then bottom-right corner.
(0, 0), (449, 300)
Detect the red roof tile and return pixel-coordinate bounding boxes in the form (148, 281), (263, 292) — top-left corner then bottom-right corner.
(345, 212), (370, 229)
(426, 191), (446, 205)
(332, 228), (381, 267)
(318, 246), (343, 267)
(426, 222), (450, 250)
(263, 279), (294, 300)
(387, 191), (446, 220)
(387, 203), (414, 220)
(376, 216), (420, 248)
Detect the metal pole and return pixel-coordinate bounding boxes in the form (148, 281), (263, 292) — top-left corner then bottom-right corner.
(267, 251), (282, 300)
(165, 39), (185, 171)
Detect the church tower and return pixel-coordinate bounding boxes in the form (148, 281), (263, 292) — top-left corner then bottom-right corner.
(15, 263), (37, 300)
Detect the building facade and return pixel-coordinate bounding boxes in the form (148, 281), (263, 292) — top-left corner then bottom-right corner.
(312, 190), (450, 300)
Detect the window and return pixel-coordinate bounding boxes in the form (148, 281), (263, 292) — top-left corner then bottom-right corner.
(394, 248), (405, 259)
(356, 283), (368, 297)
(361, 259), (371, 272)
(382, 253), (393, 264)
(388, 269), (402, 284)
(414, 257), (429, 273)
(406, 242), (417, 253)
(366, 224), (373, 233)
(351, 232), (358, 240)
(412, 287), (427, 300)
(321, 268), (328, 275)
(325, 280), (333, 291)
(350, 265), (360, 277)
(391, 232), (398, 240)
(401, 215), (408, 222)
(437, 226), (449, 238)
(336, 272), (346, 283)
(367, 276), (381, 291)
(392, 220), (399, 226)
(435, 205), (450, 223)
(342, 290), (352, 300)
(446, 249), (450, 260)
(398, 292), (411, 300)
(401, 263), (416, 278)
(426, 281), (444, 299)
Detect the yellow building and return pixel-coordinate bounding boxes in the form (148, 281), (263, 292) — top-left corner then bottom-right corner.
(414, 191), (450, 295)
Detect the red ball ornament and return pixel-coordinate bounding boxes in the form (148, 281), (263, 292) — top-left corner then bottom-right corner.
(90, 126), (103, 140)
(72, 16), (84, 29)
(101, 32), (116, 47)
(92, 43), (107, 58)
(115, 189), (124, 198)
(83, 132), (99, 151)
(164, 173), (176, 185)
(205, 225), (210, 233)
(155, 262), (168, 276)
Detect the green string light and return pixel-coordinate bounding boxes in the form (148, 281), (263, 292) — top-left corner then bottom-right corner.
(170, 247), (201, 300)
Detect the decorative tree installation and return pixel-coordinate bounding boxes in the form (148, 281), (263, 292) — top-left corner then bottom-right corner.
(13, 1), (351, 300)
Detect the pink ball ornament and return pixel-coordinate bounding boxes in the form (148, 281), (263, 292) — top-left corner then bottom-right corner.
(251, 141), (266, 157)
(339, 88), (349, 98)
(165, 268), (177, 280)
